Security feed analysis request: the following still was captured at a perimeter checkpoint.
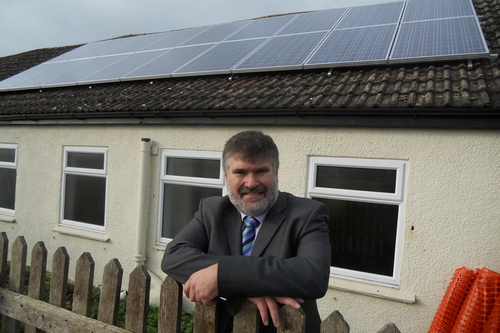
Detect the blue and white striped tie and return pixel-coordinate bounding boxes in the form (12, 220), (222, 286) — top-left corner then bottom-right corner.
(242, 216), (259, 256)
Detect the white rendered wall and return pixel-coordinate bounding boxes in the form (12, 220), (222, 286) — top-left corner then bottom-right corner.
(0, 124), (499, 332)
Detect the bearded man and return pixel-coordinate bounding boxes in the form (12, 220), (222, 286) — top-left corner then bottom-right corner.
(161, 130), (331, 333)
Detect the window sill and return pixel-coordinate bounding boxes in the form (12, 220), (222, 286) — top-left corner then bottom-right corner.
(328, 277), (415, 304)
(0, 214), (16, 223)
(52, 226), (110, 242)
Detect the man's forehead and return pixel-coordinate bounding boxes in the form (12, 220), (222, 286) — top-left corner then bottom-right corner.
(228, 155), (273, 168)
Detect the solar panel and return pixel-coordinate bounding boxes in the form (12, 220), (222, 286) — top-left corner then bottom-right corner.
(225, 15), (295, 41)
(180, 21), (249, 46)
(123, 44), (215, 79)
(277, 8), (347, 35)
(403, 0), (475, 22)
(0, 63), (60, 89)
(306, 25), (397, 66)
(10, 59), (95, 89)
(46, 43), (108, 63)
(336, 2), (404, 29)
(174, 39), (266, 75)
(0, 0), (491, 92)
(102, 33), (170, 55)
(80, 50), (168, 83)
(390, 17), (489, 61)
(139, 27), (208, 51)
(236, 32), (327, 71)
(44, 55), (127, 87)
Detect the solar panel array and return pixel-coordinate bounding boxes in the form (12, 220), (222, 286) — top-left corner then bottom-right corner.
(0, 0), (489, 92)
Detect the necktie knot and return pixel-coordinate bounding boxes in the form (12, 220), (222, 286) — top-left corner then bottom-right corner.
(242, 216), (259, 256)
(243, 216), (259, 229)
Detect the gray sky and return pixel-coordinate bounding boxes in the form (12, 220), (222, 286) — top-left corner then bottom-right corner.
(0, 0), (398, 58)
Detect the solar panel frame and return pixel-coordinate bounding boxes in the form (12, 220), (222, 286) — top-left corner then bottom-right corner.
(122, 44), (216, 80)
(305, 24), (398, 67)
(389, 16), (490, 62)
(277, 8), (348, 35)
(336, 1), (405, 29)
(234, 32), (328, 72)
(173, 38), (267, 76)
(402, 0), (475, 22)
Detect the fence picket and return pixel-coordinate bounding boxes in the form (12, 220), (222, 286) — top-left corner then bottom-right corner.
(193, 303), (217, 333)
(0, 232), (8, 326)
(49, 247), (69, 308)
(125, 265), (151, 333)
(25, 241), (48, 333)
(277, 305), (305, 333)
(321, 310), (350, 333)
(376, 322), (401, 333)
(233, 298), (260, 333)
(98, 258), (123, 325)
(72, 252), (95, 316)
(5, 236), (27, 333)
(158, 276), (183, 333)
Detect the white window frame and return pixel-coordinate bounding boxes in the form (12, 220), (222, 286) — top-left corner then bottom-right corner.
(60, 146), (108, 233)
(157, 149), (225, 244)
(307, 156), (408, 288)
(0, 143), (18, 216)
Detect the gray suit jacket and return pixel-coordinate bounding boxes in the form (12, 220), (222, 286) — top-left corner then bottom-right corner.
(161, 191), (331, 332)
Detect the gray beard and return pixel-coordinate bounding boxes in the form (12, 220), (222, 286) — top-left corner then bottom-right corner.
(227, 179), (279, 216)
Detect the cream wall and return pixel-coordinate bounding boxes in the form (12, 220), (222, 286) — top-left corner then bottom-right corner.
(0, 124), (499, 332)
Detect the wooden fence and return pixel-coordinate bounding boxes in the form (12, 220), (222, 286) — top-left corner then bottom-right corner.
(0, 233), (402, 333)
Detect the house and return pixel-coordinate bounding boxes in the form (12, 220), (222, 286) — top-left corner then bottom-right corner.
(0, 0), (499, 331)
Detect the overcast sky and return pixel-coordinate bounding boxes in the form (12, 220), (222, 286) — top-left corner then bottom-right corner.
(0, 0), (398, 58)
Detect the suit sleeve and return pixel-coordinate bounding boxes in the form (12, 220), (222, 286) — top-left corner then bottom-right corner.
(161, 198), (218, 284)
(217, 201), (331, 299)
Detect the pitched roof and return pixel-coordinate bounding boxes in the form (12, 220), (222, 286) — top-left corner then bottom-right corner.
(1, 0), (499, 127)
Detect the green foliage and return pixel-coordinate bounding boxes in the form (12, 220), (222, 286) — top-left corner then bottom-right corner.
(181, 311), (194, 333)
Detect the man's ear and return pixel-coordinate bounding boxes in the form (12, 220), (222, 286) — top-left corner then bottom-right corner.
(276, 169), (279, 182)
(224, 173), (228, 183)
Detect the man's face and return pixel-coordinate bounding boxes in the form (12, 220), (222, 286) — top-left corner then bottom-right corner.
(225, 156), (279, 216)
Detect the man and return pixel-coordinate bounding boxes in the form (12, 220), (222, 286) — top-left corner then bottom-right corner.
(161, 131), (331, 332)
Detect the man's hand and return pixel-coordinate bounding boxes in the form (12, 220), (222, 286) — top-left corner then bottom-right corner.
(248, 296), (304, 328)
(183, 263), (219, 306)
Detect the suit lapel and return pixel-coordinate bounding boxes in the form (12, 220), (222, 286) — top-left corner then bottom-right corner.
(251, 192), (287, 257)
(222, 204), (244, 256)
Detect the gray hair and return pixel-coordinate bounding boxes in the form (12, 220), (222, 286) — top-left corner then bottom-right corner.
(222, 131), (279, 173)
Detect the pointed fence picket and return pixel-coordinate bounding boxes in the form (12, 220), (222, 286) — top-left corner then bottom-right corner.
(0, 233), (401, 333)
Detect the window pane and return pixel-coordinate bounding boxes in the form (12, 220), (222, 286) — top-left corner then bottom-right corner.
(314, 197), (398, 277)
(162, 184), (222, 238)
(166, 157), (220, 179)
(0, 168), (16, 210)
(64, 174), (106, 226)
(316, 166), (396, 193)
(0, 148), (15, 163)
(67, 152), (105, 170)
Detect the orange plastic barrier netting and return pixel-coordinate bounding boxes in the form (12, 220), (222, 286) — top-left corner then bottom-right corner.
(451, 268), (500, 333)
(483, 299), (500, 333)
(429, 267), (475, 333)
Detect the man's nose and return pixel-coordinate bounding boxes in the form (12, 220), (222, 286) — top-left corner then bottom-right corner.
(245, 173), (259, 188)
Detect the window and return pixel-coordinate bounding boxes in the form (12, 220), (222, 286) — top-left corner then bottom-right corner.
(0, 144), (18, 215)
(307, 157), (407, 287)
(61, 146), (108, 232)
(158, 150), (225, 244)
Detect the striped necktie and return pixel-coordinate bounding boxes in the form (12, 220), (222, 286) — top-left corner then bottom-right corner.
(242, 216), (260, 256)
